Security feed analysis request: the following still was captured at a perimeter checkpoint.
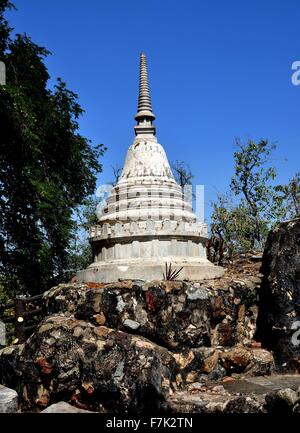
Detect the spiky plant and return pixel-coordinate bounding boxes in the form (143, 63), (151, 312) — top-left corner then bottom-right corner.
(163, 263), (183, 281)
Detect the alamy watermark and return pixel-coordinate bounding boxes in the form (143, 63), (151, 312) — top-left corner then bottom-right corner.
(291, 320), (300, 346)
(291, 61), (300, 86)
(95, 183), (205, 223)
(0, 60), (6, 85)
(0, 320), (6, 346)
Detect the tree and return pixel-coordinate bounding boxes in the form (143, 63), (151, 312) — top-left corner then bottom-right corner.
(111, 165), (122, 186)
(0, 1), (13, 55)
(210, 138), (299, 259)
(0, 2), (106, 295)
(65, 196), (100, 278)
(172, 160), (194, 188)
(275, 172), (300, 219)
(210, 193), (258, 259)
(229, 139), (282, 249)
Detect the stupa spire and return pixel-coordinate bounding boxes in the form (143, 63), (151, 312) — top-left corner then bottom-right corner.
(134, 52), (156, 137)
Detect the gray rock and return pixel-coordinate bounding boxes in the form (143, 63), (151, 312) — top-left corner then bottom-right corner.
(246, 348), (275, 376)
(257, 218), (300, 371)
(123, 319), (140, 330)
(266, 387), (299, 412)
(224, 396), (264, 413)
(168, 375), (300, 414)
(186, 286), (209, 300)
(167, 389), (265, 413)
(0, 385), (18, 413)
(116, 296), (126, 313)
(277, 388), (299, 406)
(41, 402), (93, 413)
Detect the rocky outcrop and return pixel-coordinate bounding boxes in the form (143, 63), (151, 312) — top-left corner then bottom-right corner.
(171, 345), (274, 386)
(0, 334), (275, 413)
(43, 274), (261, 351)
(265, 388), (300, 413)
(168, 388), (265, 413)
(3, 248), (300, 414)
(257, 218), (300, 372)
(0, 255), (275, 413)
(167, 375), (300, 413)
(0, 316), (177, 413)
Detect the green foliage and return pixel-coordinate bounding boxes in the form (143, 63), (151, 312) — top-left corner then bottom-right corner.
(211, 193), (266, 256)
(0, 1), (14, 55)
(65, 240), (92, 281)
(0, 278), (11, 305)
(230, 139), (282, 249)
(274, 172), (300, 219)
(64, 196), (100, 280)
(0, 3), (106, 295)
(211, 139), (299, 257)
(211, 194), (251, 256)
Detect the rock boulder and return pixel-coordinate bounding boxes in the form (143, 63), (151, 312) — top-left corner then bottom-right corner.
(257, 218), (300, 372)
(0, 316), (177, 413)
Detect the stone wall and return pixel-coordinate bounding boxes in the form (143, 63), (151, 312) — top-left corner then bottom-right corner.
(42, 275), (261, 350)
(0, 260), (272, 412)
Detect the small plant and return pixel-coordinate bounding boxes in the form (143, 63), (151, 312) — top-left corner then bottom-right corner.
(163, 263), (183, 281)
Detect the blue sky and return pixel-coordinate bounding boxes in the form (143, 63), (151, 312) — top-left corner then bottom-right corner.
(6, 0), (300, 221)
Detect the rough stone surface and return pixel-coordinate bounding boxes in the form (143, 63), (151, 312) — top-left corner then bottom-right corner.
(43, 275), (260, 350)
(0, 344), (24, 391)
(1, 246), (300, 413)
(220, 346), (253, 373)
(0, 384), (18, 413)
(257, 218), (300, 372)
(168, 390), (264, 413)
(265, 388), (299, 413)
(217, 346), (274, 376)
(41, 402), (93, 413)
(173, 347), (225, 385)
(0, 260), (277, 413)
(0, 316), (177, 413)
(246, 348), (275, 376)
(167, 375), (300, 413)
(193, 346), (275, 378)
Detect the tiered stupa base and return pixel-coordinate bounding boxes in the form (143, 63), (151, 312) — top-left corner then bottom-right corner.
(77, 219), (224, 283)
(77, 258), (223, 283)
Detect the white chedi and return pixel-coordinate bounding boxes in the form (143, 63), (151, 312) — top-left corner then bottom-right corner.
(77, 53), (223, 283)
